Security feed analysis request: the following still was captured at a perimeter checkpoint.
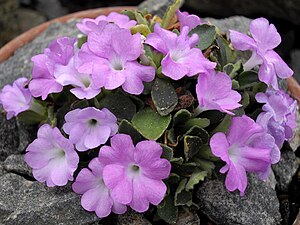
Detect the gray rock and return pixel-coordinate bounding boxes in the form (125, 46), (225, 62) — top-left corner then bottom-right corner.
(272, 146), (299, 192)
(291, 50), (300, 89)
(177, 209), (200, 225)
(115, 210), (151, 225)
(0, 173), (100, 225)
(204, 16), (251, 35)
(197, 174), (281, 225)
(0, 162), (6, 176)
(138, 0), (184, 18)
(16, 121), (37, 153)
(35, 0), (67, 19)
(0, 114), (19, 161)
(185, 0), (300, 25)
(265, 169), (277, 190)
(0, 20), (80, 89)
(3, 154), (32, 177)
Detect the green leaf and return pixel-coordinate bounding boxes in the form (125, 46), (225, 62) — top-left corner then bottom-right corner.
(216, 35), (236, 68)
(167, 173), (181, 184)
(118, 120), (142, 144)
(173, 109), (192, 126)
(17, 110), (47, 125)
(211, 114), (231, 135)
(98, 92), (136, 121)
(223, 60), (243, 79)
(175, 179), (192, 206)
(252, 82), (267, 94)
(242, 91), (250, 109)
(134, 10), (148, 25)
(196, 145), (219, 162)
(161, 0), (182, 28)
(170, 157), (184, 164)
(157, 195), (178, 224)
(160, 144), (174, 160)
(193, 158), (215, 176)
(183, 135), (203, 161)
(172, 162), (198, 176)
(232, 79), (240, 89)
(77, 35), (87, 49)
(121, 9), (136, 20)
(185, 170), (207, 191)
(189, 24), (217, 50)
(130, 24), (151, 36)
(131, 108), (171, 140)
(184, 126), (209, 144)
(180, 118), (210, 133)
(151, 78), (178, 116)
(237, 71), (259, 89)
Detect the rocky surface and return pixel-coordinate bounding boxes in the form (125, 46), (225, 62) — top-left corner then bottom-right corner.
(185, 0), (300, 25)
(3, 154), (32, 178)
(0, 20), (79, 89)
(0, 173), (101, 225)
(197, 174), (281, 225)
(272, 145), (299, 192)
(138, 0), (184, 17)
(114, 211), (151, 225)
(177, 209), (200, 225)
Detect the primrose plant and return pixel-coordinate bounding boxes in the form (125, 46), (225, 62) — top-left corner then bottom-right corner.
(0, 0), (297, 223)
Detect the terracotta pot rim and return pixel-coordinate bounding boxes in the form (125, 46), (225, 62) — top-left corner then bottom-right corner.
(0, 6), (137, 63)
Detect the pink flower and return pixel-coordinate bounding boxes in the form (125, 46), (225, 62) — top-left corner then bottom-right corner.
(77, 12), (137, 35)
(145, 24), (216, 80)
(196, 70), (242, 115)
(78, 23), (155, 94)
(29, 37), (76, 100)
(230, 18), (293, 89)
(99, 134), (171, 212)
(63, 107), (118, 151)
(256, 88), (297, 148)
(210, 115), (278, 195)
(176, 9), (202, 31)
(72, 157), (127, 218)
(25, 124), (79, 187)
(0, 77), (32, 119)
(54, 56), (101, 99)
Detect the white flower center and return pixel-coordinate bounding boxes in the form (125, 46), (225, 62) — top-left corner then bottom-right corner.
(88, 119), (98, 126)
(170, 49), (185, 62)
(110, 57), (124, 71)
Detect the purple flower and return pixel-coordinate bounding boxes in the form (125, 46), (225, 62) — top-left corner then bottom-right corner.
(196, 70), (242, 115)
(230, 18), (293, 89)
(145, 24), (216, 80)
(72, 157), (126, 218)
(54, 56), (101, 99)
(176, 9), (202, 31)
(77, 12), (137, 35)
(0, 77), (32, 119)
(256, 88), (297, 148)
(78, 23), (155, 94)
(99, 134), (171, 212)
(210, 115), (278, 195)
(25, 124), (79, 187)
(29, 37), (76, 100)
(63, 107), (118, 151)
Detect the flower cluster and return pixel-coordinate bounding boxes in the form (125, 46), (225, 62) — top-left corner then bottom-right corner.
(0, 4), (297, 223)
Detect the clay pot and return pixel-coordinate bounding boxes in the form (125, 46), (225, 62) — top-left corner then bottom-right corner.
(0, 6), (136, 63)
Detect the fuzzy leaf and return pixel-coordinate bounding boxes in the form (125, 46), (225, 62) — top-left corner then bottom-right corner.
(237, 71), (259, 89)
(157, 195), (178, 224)
(132, 108), (171, 140)
(223, 60), (243, 78)
(216, 35), (236, 68)
(180, 118), (210, 133)
(185, 170), (207, 191)
(189, 24), (217, 50)
(161, 0), (182, 28)
(175, 179), (192, 206)
(18, 110), (47, 125)
(184, 135), (203, 161)
(184, 126), (209, 144)
(77, 35), (87, 49)
(211, 114), (231, 135)
(242, 91), (250, 109)
(130, 24), (151, 36)
(193, 158), (215, 176)
(151, 78), (178, 116)
(173, 109), (192, 126)
(118, 119), (142, 144)
(98, 92), (136, 121)
(167, 173), (181, 184)
(160, 144), (174, 160)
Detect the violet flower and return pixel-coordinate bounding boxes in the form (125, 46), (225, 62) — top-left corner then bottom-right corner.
(63, 107), (118, 151)
(196, 70), (242, 115)
(0, 77), (32, 119)
(210, 115), (278, 195)
(145, 24), (216, 80)
(25, 124), (79, 187)
(99, 134), (171, 212)
(78, 23), (155, 94)
(72, 157), (127, 218)
(256, 88), (297, 148)
(176, 9), (202, 31)
(54, 56), (101, 99)
(77, 12), (137, 35)
(230, 18), (293, 89)
(29, 37), (76, 100)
